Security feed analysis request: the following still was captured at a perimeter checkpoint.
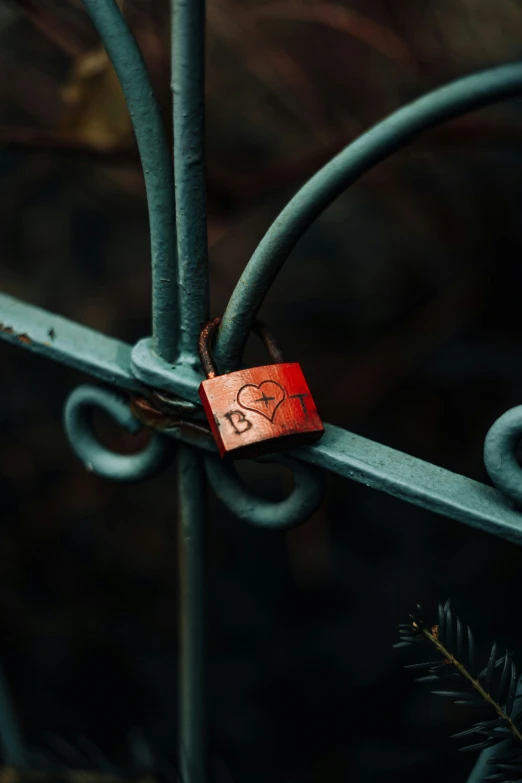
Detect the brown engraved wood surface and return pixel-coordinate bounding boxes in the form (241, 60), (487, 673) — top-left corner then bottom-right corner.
(199, 362), (324, 458)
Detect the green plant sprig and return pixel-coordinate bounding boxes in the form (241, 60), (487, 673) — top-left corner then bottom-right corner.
(396, 602), (522, 782)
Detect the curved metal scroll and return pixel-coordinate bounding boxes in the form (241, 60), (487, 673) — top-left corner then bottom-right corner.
(215, 61), (522, 373)
(204, 453), (325, 529)
(63, 385), (172, 482)
(63, 381), (324, 526)
(81, 0), (179, 363)
(484, 406), (522, 508)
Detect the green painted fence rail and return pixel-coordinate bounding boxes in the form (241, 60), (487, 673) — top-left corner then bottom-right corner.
(2, 1), (522, 781)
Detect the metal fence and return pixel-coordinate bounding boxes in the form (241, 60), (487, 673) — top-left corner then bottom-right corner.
(2, 1), (522, 781)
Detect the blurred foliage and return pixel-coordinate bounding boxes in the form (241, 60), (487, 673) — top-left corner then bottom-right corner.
(2, 1), (522, 782)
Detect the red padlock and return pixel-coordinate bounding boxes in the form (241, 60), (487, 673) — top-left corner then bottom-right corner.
(198, 317), (325, 458)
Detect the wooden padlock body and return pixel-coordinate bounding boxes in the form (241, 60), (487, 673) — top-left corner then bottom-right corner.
(199, 362), (324, 458)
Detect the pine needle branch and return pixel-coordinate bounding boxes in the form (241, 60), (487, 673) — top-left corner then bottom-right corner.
(418, 622), (522, 745)
(396, 603), (522, 782)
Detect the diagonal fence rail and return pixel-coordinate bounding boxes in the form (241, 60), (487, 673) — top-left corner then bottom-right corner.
(2, 1), (522, 782)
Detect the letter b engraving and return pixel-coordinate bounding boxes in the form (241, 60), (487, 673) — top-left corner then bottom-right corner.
(224, 410), (252, 435)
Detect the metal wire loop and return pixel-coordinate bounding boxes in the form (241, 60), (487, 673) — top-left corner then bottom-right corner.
(198, 316), (283, 379)
(204, 452), (325, 529)
(484, 406), (522, 508)
(63, 385), (172, 482)
(214, 62), (522, 373)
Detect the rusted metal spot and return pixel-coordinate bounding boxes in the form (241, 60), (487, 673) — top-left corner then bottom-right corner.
(168, 417), (215, 449)
(0, 323), (32, 344)
(130, 395), (214, 450)
(198, 315), (284, 380)
(130, 396), (170, 429)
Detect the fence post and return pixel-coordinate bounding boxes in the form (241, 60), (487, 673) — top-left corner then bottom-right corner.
(178, 444), (207, 783)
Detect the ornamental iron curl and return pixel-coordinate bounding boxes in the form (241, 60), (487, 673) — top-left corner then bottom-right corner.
(1, 2), (522, 782)
(484, 406), (522, 509)
(204, 453), (325, 530)
(63, 385), (172, 482)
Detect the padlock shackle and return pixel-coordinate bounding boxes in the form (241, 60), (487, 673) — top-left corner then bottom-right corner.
(198, 316), (283, 379)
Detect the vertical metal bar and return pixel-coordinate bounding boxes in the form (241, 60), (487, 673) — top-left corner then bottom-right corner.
(177, 445), (207, 783)
(81, 0), (179, 363)
(172, 0), (209, 363)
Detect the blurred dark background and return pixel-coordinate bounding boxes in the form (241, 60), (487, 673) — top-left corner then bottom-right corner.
(2, 0), (522, 781)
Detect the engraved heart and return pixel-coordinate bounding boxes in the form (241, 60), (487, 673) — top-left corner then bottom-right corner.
(237, 380), (286, 422)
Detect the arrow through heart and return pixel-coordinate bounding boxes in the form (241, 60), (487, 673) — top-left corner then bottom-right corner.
(237, 380), (286, 422)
